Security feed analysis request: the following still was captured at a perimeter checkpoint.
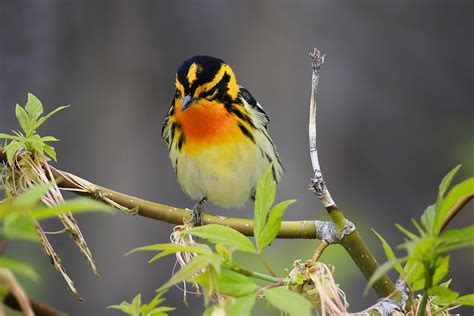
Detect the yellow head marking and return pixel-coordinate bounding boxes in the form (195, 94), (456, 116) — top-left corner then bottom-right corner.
(175, 74), (185, 96)
(187, 63), (200, 85)
(194, 64), (238, 99)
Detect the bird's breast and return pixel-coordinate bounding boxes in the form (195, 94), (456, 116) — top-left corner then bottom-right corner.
(173, 100), (252, 154)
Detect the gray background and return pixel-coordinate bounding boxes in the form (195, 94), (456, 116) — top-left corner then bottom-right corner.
(1, 1), (473, 315)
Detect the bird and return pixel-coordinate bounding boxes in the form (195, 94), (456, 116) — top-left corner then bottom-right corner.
(162, 55), (283, 225)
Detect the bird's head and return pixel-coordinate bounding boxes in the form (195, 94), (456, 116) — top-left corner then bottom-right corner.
(174, 55), (239, 112)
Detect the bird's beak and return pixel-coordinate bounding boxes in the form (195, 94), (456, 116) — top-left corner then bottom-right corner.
(181, 95), (194, 112)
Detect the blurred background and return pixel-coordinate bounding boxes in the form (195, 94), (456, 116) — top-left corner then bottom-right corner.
(1, 0), (473, 315)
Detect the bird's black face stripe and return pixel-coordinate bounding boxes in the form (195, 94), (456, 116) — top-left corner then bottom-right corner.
(237, 123), (255, 143)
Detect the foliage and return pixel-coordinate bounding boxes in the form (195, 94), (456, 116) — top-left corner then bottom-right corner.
(117, 165), (308, 316)
(0, 183), (111, 283)
(0, 93), (69, 164)
(108, 290), (175, 316)
(369, 165), (474, 314)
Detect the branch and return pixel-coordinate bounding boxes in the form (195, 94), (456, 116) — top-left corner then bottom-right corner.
(307, 48), (395, 297)
(4, 293), (66, 316)
(0, 147), (325, 239)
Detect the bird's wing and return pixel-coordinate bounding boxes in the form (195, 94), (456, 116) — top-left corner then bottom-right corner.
(161, 99), (175, 144)
(238, 86), (269, 128)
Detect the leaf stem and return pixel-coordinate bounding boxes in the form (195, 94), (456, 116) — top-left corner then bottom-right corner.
(258, 253), (278, 277)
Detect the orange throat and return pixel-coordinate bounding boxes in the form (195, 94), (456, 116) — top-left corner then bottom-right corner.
(174, 100), (241, 152)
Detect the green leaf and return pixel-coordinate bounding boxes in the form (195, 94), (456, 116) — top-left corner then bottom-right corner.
(0, 133), (19, 141)
(439, 225), (474, 252)
(421, 204), (436, 233)
(411, 256), (450, 291)
(15, 104), (30, 133)
(365, 258), (407, 294)
(158, 255), (212, 291)
(257, 199), (295, 250)
(434, 178), (474, 234)
(2, 213), (40, 242)
(456, 293), (474, 306)
(31, 197), (112, 220)
(25, 93), (44, 121)
(192, 268), (259, 297)
(34, 105), (70, 130)
(395, 224), (418, 241)
(108, 296), (140, 316)
(141, 290), (174, 315)
(263, 287), (312, 316)
(429, 286), (459, 306)
(438, 165), (461, 199)
(43, 144), (57, 161)
(41, 136), (60, 142)
(253, 164), (276, 242)
(13, 182), (52, 207)
(183, 224), (256, 253)
(372, 229), (404, 276)
(126, 243), (211, 263)
(0, 256), (39, 281)
(5, 142), (23, 165)
(225, 295), (256, 316)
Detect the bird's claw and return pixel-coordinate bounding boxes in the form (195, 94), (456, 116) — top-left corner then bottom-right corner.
(191, 198), (207, 227)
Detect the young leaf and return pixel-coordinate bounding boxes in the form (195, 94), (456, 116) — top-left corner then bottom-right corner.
(253, 164), (276, 242)
(429, 286), (459, 305)
(41, 136), (60, 142)
(15, 104), (30, 133)
(456, 293), (474, 306)
(43, 144), (57, 161)
(108, 295), (140, 316)
(437, 226), (474, 254)
(257, 199), (296, 251)
(192, 268), (259, 297)
(12, 182), (52, 207)
(411, 256), (450, 291)
(434, 178), (474, 234)
(2, 213), (40, 242)
(126, 243), (211, 263)
(183, 224), (256, 253)
(0, 133), (19, 141)
(372, 229), (404, 276)
(25, 93), (44, 121)
(0, 256), (39, 281)
(34, 105), (70, 130)
(225, 295), (256, 316)
(263, 287), (312, 316)
(158, 255), (213, 291)
(5, 142), (23, 165)
(438, 165), (461, 199)
(395, 224), (418, 241)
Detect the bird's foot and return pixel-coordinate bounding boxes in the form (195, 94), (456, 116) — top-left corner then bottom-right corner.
(191, 198), (207, 227)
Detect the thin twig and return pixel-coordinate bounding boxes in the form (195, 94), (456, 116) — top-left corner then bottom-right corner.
(258, 253), (278, 277)
(306, 48), (395, 298)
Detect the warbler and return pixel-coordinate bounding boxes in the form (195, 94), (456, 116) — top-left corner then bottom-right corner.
(162, 56), (283, 224)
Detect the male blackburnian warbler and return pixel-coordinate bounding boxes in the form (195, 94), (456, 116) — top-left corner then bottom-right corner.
(162, 56), (283, 225)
